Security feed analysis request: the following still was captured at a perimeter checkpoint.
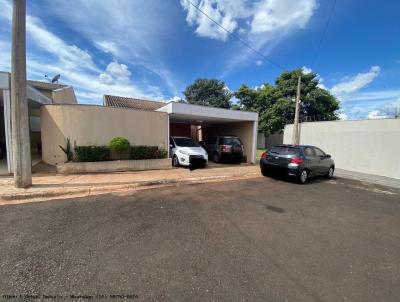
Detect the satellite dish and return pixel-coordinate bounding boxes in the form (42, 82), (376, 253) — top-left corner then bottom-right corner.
(51, 74), (61, 83)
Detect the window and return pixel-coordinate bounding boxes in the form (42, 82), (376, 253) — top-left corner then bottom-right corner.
(270, 146), (300, 155)
(313, 147), (326, 157)
(304, 147), (315, 157)
(220, 137), (242, 145)
(173, 137), (199, 147)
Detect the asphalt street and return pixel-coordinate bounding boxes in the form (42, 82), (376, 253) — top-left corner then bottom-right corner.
(0, 176), (399, 301)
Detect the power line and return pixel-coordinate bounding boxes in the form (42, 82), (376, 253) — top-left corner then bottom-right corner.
(184, 0), (287, 71)
(311, 0), (336, 68)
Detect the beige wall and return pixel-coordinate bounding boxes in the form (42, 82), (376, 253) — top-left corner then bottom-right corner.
(284, 119), (400, 179)
(41, 104), (168, 165)
(204, 121), (256, 163)
(52, 87), (77, 104)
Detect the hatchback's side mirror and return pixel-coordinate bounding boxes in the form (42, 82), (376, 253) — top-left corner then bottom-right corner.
(326, 154), (331, 158)
(169, 144), (173, 148)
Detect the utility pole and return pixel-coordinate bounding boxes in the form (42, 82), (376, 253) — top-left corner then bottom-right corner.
(291, 76), (301, 145)
(11, 0), (32, 188)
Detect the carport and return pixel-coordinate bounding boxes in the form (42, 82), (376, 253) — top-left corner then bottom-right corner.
(156, 102), (258, 163)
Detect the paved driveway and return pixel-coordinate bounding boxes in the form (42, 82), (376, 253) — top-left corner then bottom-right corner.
(0, 177), (399, 301)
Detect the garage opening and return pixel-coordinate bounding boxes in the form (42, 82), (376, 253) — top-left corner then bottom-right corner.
(158, 102), (258, 163)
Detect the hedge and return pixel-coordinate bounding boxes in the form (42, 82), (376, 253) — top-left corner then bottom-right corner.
(130, 146), (167, 160)
(73, 145), (167, 162)
(74, 146), (111, 162)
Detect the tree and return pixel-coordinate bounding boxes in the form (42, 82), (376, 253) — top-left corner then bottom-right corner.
(183, 79), (232, 108)
(235, 69), (340, 135)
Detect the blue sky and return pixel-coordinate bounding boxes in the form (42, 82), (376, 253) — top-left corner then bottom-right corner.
(0, 0), (399, 120)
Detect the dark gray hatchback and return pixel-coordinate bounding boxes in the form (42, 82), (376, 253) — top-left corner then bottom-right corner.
(260, 144), (335, 184)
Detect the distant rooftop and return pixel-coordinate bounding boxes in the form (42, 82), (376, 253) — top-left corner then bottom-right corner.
(103, 95), (166, 111)
(27, 80), (67, 91)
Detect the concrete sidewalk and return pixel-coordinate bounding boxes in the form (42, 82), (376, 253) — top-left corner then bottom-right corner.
(335, 169), (400, 189)
(0, 165), (260, 203)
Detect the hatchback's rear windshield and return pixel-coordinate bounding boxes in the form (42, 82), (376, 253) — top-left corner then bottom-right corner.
(174, 138), (199, 147)
(269, 146), (300, 155)
(220, 137), (242, 145)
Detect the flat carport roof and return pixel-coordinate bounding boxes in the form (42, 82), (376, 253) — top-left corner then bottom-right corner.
(156, 102), (258, 124)
(157, 102), (258, 163)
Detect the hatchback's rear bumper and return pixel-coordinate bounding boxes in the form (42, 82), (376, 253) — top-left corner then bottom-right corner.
(260, 159), (300, 177)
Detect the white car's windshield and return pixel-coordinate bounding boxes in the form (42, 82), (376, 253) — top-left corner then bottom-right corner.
(174, 138), (199, 147)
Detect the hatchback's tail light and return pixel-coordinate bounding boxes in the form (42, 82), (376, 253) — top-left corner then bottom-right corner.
(290, 157), (304, 164)
(261, 152), (268, 159)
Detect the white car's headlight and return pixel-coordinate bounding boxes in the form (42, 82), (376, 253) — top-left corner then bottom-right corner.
(178, 149), (189, 155)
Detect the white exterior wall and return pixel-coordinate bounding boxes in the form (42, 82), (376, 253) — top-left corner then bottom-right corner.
(284, 119), (400, 179)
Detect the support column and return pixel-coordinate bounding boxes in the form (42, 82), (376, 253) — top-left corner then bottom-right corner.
(251, 119), (258, 164)
(11, 0), (31, 187)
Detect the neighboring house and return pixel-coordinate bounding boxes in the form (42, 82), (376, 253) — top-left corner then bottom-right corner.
(27, 80), (77, 104)
(0, 72), (77, 174)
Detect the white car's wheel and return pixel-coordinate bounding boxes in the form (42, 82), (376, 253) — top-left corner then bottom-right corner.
(172, 155), (179, 167)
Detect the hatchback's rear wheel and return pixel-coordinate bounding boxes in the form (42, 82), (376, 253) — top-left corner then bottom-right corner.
(298, 169), (308, 184)
(261, 166), (268, 177)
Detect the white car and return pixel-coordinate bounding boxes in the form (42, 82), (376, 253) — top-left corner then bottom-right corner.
(170, 136), (208, 167)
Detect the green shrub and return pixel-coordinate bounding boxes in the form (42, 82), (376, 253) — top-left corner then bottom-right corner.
(157, 148), (168, 159)
(74, 146), (110, 162)
(130, 146), (157, 160)
(109, 137), (130, 159)
(129, 146), (167, 160)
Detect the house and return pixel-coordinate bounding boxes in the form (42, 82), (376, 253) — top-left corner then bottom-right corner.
(0, 72), (77, 174)
(40, 95), (258, 166)
(1, 72), (258, 173)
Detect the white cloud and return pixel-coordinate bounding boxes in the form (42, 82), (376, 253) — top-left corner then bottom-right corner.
(302, 66), (312, 74)
(250, 0), (317, 34)
(337, 112), (348, 120)
(181, 0), (238, 41)
(168, 96), (182, 102)
(331, 66), (381, 99)
(105, 62), (131, 84)
(95, 41), (119, 56)
(374, 99), (400, 118)
(181, 0), (317, 40)
(180, 0), (317, 74)
(367, 110), (387, 119)
(98, 73), (114, 85)
(364, 100), (400, 120)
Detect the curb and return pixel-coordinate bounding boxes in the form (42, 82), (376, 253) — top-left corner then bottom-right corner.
(0, 173), (260, 202)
